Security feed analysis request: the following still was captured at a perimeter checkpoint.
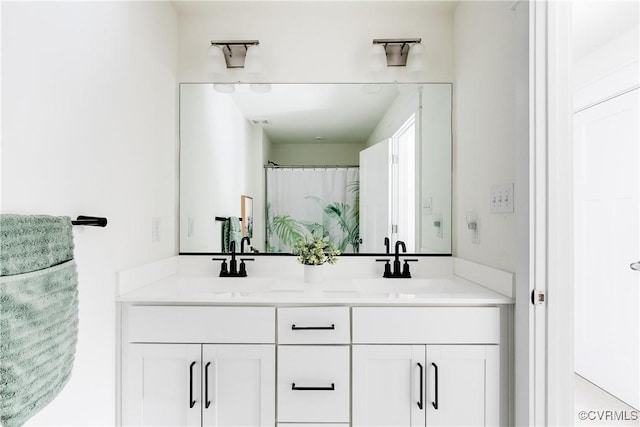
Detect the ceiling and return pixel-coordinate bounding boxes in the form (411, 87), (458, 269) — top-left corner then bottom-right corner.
(172, 0), (459, 15)
(572, 0), (639, 60)
(226, 83), (403, 145)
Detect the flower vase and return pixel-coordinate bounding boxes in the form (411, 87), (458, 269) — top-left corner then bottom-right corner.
(303, 264), (323, 284)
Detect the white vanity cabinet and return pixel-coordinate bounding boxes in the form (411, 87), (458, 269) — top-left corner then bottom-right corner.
(119, 300), (508, 426)
(121, 305), (276, 426)
(351, 307), (501, 427)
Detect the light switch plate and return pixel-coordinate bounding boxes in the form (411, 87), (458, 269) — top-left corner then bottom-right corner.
(152, 217), (161, 242)
(423, 196), (433, 215)
(490, 183), (514, 213)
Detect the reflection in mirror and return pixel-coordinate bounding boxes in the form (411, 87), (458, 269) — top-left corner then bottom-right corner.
(179, 83), (451, 255)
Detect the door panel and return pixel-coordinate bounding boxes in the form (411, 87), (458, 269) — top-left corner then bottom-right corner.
(352, 345), (425, 427)
(124, 344), (201, 426)
(426, 345), (499, 427)
(202, 345), (275, 427)
(359, 139), (391, 253)
(574, 88), (640, 409)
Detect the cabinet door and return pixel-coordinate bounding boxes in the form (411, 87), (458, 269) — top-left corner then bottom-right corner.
(202, 344), (275, 427)
(426, 345), (499, 427)
(352, 345), (425, 427)
(123, 344), (202, 426)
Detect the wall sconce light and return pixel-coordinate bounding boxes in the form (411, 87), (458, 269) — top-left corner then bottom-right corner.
(433, 213), (443, 239)
(209, 40), (260, 70)
(466, 212), (480, 244)
(370, 38), (426, 72)
(208, 40), (269, 93)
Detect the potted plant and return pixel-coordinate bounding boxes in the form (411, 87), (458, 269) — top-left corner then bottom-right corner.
(293, 233), (340, 283)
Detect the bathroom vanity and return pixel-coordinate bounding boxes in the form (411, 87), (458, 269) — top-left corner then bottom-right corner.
(116, 255), (514, 426)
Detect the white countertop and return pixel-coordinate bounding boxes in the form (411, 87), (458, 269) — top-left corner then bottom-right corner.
(116, 255), (515, 306)
(117, 274), (513, 306)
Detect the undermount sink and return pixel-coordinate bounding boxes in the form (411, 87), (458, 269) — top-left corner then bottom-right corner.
(177, 277), (275, 296)
(351, 278), (453, 294)
(173, 276), (461, 298)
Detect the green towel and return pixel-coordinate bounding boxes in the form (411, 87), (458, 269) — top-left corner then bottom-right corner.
(222, 217), (241, 252)
(0, 215), (74, 276)
(0, 215), (78, 427)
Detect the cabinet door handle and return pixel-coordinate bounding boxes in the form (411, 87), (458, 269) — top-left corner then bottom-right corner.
(417, 362), (424, 410)
(189, 361), (196, 409)
(291, 324), (335, 330)
(431, 362), (439, 410)
(291, 382), (335, 391)
(204, 362), (211, 409)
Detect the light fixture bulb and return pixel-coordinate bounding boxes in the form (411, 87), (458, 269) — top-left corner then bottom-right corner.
(244, 44), (265, 77)
(368, 43), (387, 73)
(207, 44), (227, 76)
(406, 42), (426, 74)
(250, 83), (271, 93)
(213, 83), (235, 94)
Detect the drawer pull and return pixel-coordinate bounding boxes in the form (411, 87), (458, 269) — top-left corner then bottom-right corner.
(417, 362), (424, 410)
(291, 324), (335, 330)
(432, 362), (439, 410)
(204, 362), (211, 409)
(291, 382), (335, 391)
(189, 361), (196, 409)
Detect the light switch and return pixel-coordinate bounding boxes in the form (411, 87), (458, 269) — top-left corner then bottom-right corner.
(490, 183), (514, 213)
(423, 197), (433, 215)
(152, 217), (161, 242)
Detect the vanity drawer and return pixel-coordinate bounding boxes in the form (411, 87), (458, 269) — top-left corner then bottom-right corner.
(127, 305), (275, 343)
(277, 306), (350, 344)
(352, 306), (500, 344)
(277, 346), (350, 423)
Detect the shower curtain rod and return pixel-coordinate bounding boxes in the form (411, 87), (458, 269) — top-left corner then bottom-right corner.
(264, 165), (359, 169)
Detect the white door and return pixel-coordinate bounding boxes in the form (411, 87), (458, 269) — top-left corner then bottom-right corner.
(359, 139), (392, 253)
(574, 88), (640, 409)
(394, 114), (417, 252)
(202, 344), (275, 426)
(352, 345), (425, 427)
(124, 344), (201, 427)
(426, 345), (500, 427)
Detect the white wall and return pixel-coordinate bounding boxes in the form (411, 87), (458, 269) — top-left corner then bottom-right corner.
(270, 142), (364, 165)
(453, 1), (517, 272)
(420, 84), (453, 253)
(1, 2), (178, 425)
(366, 84), (452, 254)
(177, 1), (454, 83)
(180, 84), (264, 252)
(573, 25), (639, 110)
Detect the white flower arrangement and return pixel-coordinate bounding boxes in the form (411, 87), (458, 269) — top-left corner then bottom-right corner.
(293, 233), (340, 265)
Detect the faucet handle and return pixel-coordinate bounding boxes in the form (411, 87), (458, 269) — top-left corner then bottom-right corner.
(238, 258), (254, 277)
(212, 257), (229, 277)
(402, 259), (419, 278)
(376, 258), (392, 278)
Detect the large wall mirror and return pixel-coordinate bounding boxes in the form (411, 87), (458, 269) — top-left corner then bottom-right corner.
(179, 83), (451, 255)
